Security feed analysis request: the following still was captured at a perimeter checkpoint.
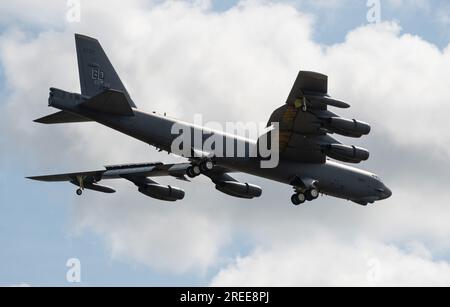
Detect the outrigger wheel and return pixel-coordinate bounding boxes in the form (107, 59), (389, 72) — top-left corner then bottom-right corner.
(75, 175), (85, 196)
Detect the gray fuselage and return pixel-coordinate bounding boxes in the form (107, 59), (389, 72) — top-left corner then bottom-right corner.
(50, 91), (392, 204)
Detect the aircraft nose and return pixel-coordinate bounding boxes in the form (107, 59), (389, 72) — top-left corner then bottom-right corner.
(379, 185), (392, 200)
(375, 184), (392, 200)
(383, 186), (392, 199)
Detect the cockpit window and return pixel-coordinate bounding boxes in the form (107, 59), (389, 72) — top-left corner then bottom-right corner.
(372, 174), (381, 181)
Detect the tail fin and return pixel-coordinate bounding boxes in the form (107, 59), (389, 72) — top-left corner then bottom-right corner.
(75, 34), (136, 108)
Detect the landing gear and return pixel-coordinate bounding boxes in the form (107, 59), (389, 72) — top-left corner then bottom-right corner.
(200, 160), (214, 172)
(291, 193), (306, 206)
(75, 175), (84, 196)
(291, 188), (319, 205)
(186, 159), (214, 178)
(186, 165), (201, 178)
(305, 188), (319, 201)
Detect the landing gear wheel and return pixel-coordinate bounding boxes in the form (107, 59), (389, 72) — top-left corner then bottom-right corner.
(76, 188), (83, 196)
(186, 167), (195, 178)
(192, 165), (201, 176)
(200, 160), (214, 172)
(186, 165), (202, 178)
(186, 167), (193, 178)
(291, 193), (305, 206)
(305, 188), (319, 201)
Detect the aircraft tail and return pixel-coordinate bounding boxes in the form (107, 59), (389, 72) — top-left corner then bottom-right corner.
(75, 34), (136, 108)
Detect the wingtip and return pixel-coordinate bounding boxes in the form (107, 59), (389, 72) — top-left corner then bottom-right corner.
(33, 118), (45, 124)
(33, 116), (54, 124)
(26, 176), (47, 181)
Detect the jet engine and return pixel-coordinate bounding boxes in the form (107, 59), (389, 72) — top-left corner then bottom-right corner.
(323, 144), (369, 163)
(138, 183), (185, 201)
(322, 117), (371, 138)
(215, 181), (262, 199)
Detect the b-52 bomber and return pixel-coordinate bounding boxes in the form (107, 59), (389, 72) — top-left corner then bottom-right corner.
(28, 34), (392, 206)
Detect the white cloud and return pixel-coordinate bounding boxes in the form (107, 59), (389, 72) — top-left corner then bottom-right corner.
(2, 0), (450, 284)
(211, 237), (450, 287)
(0, 0), (65, 27)
(70, 180), (232, 273)
(324, 23), (450, 156)
(6, 283), (31, 287)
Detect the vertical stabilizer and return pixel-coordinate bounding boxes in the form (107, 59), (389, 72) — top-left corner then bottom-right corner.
(74, 34), (136, 108)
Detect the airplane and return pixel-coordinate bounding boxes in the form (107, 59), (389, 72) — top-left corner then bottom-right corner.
(27, 34), (392, 206)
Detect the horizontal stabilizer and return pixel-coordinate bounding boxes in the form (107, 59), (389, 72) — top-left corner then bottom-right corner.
(80, 89), (135, 116)
(34, 111), (92, 124)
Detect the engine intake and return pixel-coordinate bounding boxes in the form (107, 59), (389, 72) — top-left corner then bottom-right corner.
(323, 144), (369, 163)
(215, 181), (262, 199)
(138, 183), (185, 201)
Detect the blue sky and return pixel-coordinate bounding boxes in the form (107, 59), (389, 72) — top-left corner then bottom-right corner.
(1, 0), (450, 286)
(211, 0), (450, 48)
(300, 0), (450, 49)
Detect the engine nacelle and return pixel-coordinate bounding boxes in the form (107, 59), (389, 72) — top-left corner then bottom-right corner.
(138, 184), (185, 201)
(215, 181), (262, 199)
(323, 144), (369, 163)
(322, 117), (371, 138)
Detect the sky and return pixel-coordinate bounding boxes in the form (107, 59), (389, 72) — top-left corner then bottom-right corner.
(1, 0), (450, 286)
